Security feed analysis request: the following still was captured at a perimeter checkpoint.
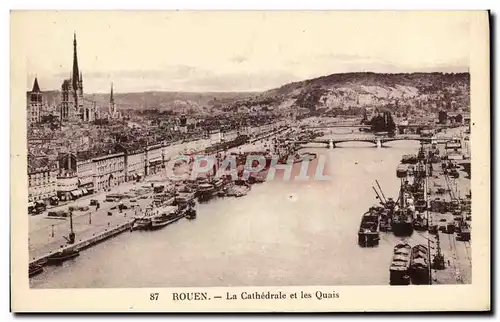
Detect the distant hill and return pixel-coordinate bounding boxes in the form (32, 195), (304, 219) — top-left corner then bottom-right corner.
(228, 72), (470, 114)
(32, 72), (469, 115)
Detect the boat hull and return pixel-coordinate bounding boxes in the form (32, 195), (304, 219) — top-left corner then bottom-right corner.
(357, 233), (379, 247)
(197, 191), (214, 201)
(150, 215), (184, 229)
(132, 220), (152, 231)
(47, 252), (80, 265)
(410, 269), (430, 285)
(389, 243), (412, 285)
(29, 265), (44, 278)
(410, 245), (430, 285)
(391, 222), (414, 237)
(390, 270), (411, 285)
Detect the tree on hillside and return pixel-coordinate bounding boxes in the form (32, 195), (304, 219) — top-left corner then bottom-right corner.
(368, 111), (396, 133)
(438, 110), (448, 124)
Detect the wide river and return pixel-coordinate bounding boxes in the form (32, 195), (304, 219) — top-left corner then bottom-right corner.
(31, 136), (422, 288)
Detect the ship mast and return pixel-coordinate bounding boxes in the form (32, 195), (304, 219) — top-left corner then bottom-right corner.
(372, 186), (385, 206)
(375, 180), (387, 204)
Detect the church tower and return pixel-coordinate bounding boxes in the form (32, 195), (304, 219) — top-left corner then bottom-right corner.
(28, 77), (43, 124)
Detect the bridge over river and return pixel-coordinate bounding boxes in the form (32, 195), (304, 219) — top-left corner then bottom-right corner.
(306, 123), (454, 132)
(290, 134), (451, 148)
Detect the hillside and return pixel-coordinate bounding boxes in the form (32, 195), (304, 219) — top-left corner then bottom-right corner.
(33, 72), (469, 116)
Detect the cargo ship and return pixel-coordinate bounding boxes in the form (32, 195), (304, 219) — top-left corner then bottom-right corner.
(389, 243), (411, 285)
(358, 207), (381, 247)
(410, 244), (430, 285)
(391, 181), (415, 237)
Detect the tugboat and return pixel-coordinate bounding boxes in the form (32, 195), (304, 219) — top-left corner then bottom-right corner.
(47, 248), (80, 265)
(29, 264), (44, 278)
(389, 243), (411, 285)
(358, 207), (380, 247)
(410, 244), (430, 284)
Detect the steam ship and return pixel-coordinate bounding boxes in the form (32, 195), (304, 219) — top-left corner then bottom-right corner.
(391, 180), (415, 237)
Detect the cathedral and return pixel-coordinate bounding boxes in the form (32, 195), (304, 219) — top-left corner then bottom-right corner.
(60, 34), (96, 123)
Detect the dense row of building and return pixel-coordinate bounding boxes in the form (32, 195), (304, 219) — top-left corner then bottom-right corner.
(28, 142), (170, 204)
(27, 121), (281, 206)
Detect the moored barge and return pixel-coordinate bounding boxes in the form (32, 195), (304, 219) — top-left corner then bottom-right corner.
(389, 243), (412, 285)
(46, 248), (80, 265)
(29, 264), (44, 278)
(410, 244), (430, 285)
(358, 207), (380, 247)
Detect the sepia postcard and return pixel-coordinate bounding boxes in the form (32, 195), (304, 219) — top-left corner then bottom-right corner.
(10, 10), (490, 312)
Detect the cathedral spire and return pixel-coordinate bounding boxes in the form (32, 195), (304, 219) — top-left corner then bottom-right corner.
(110, 83), (114, 103)
(31, 77), (41, 93)
(72, 33), (79, 90)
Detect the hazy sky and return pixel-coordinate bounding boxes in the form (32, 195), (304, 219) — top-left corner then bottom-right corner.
(16, 11), (471, 93)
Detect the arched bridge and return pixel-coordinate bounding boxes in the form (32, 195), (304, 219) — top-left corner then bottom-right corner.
(291, 135), (431, 148)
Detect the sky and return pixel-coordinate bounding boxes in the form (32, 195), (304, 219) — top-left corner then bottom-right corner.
(15, 11), (472, 93)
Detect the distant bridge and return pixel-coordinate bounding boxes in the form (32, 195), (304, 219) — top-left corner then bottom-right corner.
(291, 134), (433, 148)
(307, 124), (453, 130)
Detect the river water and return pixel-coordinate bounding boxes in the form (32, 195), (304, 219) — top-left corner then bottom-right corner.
(31, 137), (422, 288)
